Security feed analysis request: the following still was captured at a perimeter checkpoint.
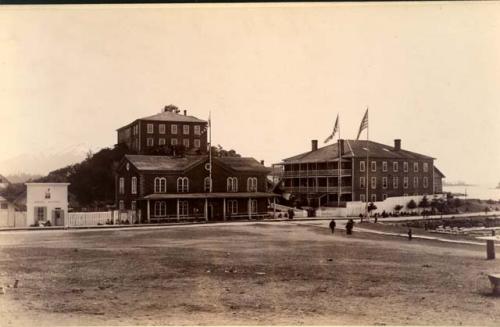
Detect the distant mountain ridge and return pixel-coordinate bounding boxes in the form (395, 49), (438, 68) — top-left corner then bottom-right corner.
(0, 143), (96, 176)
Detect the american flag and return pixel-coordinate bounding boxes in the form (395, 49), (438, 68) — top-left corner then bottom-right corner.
(324, 114), (339, 144)
(356, 108), (368, 140)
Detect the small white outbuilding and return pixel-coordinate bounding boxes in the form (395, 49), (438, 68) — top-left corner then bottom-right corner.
(25, 183), (69, 227)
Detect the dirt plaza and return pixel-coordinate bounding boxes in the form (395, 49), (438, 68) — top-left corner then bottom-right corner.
(0, 221), (498, 326)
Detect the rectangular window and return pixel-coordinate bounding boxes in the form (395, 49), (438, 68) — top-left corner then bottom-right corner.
(119, 200), (124, 211)
(131, 177), (137, 194)
(250, 199), (258, 213)
(159, 124), (165, 134)
(403, 162), (409, 172)
(423, 162), (429, 173)
(382, 194), (387, 201)
(413, 176), (419, 188)
(414, 162), (419, 172)
(360, 194), (366, 202)
(227, 200), (238, 214)
(371, 177), (377, 189)
(371, 194), (377, 202)
(171, 138), (178, 145)
(131, 201), (136, 211)
(382, 177), (388, 189)
(171, 124), (178, 134)
(179, 201), (189, 216)
(147, 138), (154, 147)
(36, 207), (46, 221)
(183, 139), (189, 147)
(119, 177), (125, 194)
(393, 162), (399, 172)
(423, 177), (429, 188)
(403, 177), (409, 189)
(147, 123), (154, 134)
(183, 125), (190, 135)
(194, 125), (201, 135)
(382, 161), (388, 172)
(393, 176), (399, 189)
(359, 177), (365, 188)
(0, 203), (7, 209)
(371, 161), (377, 172)
(159, 138), (166, 146)
(194, 139), (201, 148)
(360, 161), (365, 172)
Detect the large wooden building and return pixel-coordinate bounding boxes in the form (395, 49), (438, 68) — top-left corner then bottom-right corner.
(276, 139), (445, 207)
(116, 105), (208, 154)
(115, 154), (275, 222)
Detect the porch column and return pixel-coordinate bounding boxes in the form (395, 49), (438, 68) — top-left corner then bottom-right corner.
(204, 198), (208, 222)
(273, 196), (276, 218)
(176, 199), (180, 222)
(147, 200), (151, 223)
(223, 198), (226, 221)
(248, 198), (252, 220)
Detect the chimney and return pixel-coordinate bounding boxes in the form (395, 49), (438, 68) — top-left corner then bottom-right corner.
(394, 139), (401, 151)
(311, 140), (318, 151)
(339, 139), (345, 155)
(260, 160), (265, 165)
(183, 110), (187, 116)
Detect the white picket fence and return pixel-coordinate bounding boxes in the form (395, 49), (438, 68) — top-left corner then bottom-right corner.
(67, 211), (113, 226)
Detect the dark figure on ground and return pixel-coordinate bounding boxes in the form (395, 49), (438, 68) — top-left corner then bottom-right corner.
(346, 219), (355, 235)
(288, 209), (295, 220)
(329, 219), (336, 234)
(408, 228), (413, 241)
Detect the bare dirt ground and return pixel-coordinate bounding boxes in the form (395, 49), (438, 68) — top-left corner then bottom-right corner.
(0, 222), (499, 326)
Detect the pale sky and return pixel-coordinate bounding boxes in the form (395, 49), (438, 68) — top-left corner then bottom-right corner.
(1, 2), (499, 185)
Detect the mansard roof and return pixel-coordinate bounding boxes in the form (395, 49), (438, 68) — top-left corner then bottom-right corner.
(282, 139), (435, 163)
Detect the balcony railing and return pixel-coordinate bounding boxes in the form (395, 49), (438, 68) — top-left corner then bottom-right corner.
(283, 186), (352, 194)
(283, 169), (352, 177)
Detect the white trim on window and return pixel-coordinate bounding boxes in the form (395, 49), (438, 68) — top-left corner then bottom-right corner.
(183, 139), (190, 148)
(371, 194), (377, 202)
(403, 161), (409, 172)
(194, 139), (201, 148)
(382, 176), (388, 189)
(403, 177), (409, 189)
(131, 177), (137, 194)
(159, 138), (166, 146)
(171, 138), (178, 145)
(371, 177), (377, 189)
(154, 201), (167, 217)
(171, 124), (178, 134)
(423, 177), (429, 188)
(147, 123), (154, 134)
(154, 177), (167, 193)
(159, 124), (166, 134)
(393, 176), (399, 189)
(382, 161), (388, 172)
(247, 177), (258, 192)
(227, 177), (238, 192)
(194, 125), (201, 135)
(227, 200), (238, 214)
(360, 161), (365, 172)
(413, 176), (419, 188)
(147, 138), (154, 147)
(119, 177), (125, 194)
(371, 161), (377, 172)
(204, 177), (212, 192)
(360, 194), (366, 202)
(183, 125), (190, 135)
(360, 176), (365, 188)
(414, 162), (419, 173)
(179, 201), (189, 216)
(393, 161), (399, 172)
(177, 177), (189, 192)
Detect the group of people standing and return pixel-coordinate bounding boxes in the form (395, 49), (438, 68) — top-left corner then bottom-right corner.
(329, 219), (355, 235)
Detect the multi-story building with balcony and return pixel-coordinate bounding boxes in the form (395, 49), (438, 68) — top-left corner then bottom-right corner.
(276, 139), (445, 207)
(116, 105), (208, 154)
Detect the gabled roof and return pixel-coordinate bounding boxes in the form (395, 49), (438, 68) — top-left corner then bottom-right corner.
(434, 166), (446, 178)
(0, 174), (10, 184)
(124, 155), (271, 174)
(139, 111), (206, 123)
(282, 139), (435, 163)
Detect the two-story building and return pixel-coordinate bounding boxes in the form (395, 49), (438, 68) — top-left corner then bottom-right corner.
(116, 105), (208, 154)
(276, 139), (445, 207)
(115, 154), (275, 222)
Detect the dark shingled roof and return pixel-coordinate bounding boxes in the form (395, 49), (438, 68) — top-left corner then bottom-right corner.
(434, 166), (446, 178)
(125, 155), (270, 173)
(139, 111), (206, 123)
(282, 140), (434, 163)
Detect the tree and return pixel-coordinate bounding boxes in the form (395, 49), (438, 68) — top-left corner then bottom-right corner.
(407, 199), (417, 210)
(419, 196), (430, 209)
(211, 145), (241, 157)
(394, 204), (403, 212)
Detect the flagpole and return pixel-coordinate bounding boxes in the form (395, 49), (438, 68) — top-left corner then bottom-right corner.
(209, 111), (212, 192)
(365, 107), (369, 220)
(337, 115), (341, 208)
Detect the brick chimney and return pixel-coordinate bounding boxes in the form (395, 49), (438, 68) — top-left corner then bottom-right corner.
(339, 139), (345, 155)
(183, 110), (187, 116)
(311, 140), (318, 151)
(394, 139), (401, 151)
(260, 160), (265, 165)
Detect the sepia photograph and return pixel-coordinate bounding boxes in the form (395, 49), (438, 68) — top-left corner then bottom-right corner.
(0, 2), (499, 326)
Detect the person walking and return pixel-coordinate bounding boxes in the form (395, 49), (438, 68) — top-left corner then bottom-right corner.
(408, 228), (413, 241)
(346, 219), (355, 235)
(329, 219), (336, 234)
